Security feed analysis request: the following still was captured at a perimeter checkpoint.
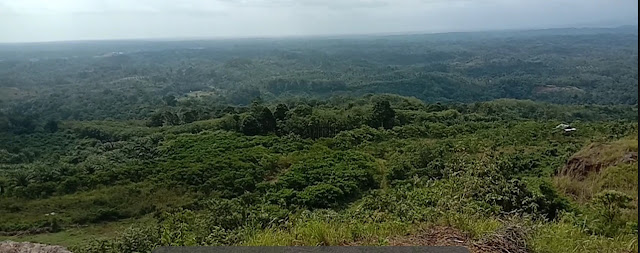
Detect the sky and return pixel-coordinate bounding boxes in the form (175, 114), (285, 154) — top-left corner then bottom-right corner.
(0, 0), (637, 42)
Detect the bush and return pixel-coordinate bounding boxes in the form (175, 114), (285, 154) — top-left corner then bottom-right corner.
(592, 190), (632, 223)
(276, 149), (377, 207)
(299, 184), (345, 208)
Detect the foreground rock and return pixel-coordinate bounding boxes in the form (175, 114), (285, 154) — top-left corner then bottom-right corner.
(0, 241), (71, 253)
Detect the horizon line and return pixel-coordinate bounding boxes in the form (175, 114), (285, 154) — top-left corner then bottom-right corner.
(0, 24), (637, 45)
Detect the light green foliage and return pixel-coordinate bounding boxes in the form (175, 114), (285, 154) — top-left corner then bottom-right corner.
(4, 95), (636, 251)
(0, 28), (638, 252)
(0, 183), (196, 233)
(244, 211), (408, 246)
(272, 147), (377, 207)
(529, 222), (638, 253)
(592, 190), (633, 223)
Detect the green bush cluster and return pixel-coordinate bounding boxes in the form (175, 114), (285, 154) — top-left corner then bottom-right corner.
(1, 94), (637, 252)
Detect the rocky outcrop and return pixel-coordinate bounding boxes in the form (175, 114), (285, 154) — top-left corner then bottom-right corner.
(559, 141), (638, 180)
(0, 241), (71, 253)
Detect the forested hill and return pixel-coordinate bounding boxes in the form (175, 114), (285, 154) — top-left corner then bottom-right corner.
(0, 26), (638, 124)
(0, 27), (638, 252)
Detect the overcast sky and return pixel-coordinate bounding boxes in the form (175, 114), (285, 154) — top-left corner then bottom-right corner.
(0, 0), (637, 42)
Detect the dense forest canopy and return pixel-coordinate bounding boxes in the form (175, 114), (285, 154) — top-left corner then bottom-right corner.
(0, 27), (638, 253)
(0, 27), (638, 123)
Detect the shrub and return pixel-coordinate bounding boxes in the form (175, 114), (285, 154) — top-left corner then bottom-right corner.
(299, 184), (345, 208)
(592, 190), (632, 223)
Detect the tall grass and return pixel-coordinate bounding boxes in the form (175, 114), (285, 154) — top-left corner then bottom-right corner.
(529, 222), (638, 253)
(438, 212), (504, 239)
(243, 220), (408, 246)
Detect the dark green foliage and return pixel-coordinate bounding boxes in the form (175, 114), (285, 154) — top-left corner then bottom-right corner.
(6, 114), (36, 134)
(273, 148), (377, 208)
(1, 95), (636, 248)
(1, 28), (637, 126)
(291, 105), (312, 117)
(371, 100), (395, 129)
(298, 184), (344, 208)
(274, 104), (289, 121)
(240, 115), (261, 136)
(239, 105), (277, 135)
(266, 78), (348, 95)
(163, 95), (177, 106)
(0, 27), (638, 250)
(181, 110), (199, 124)
(72, 225), (161, 253)
(255, 106), (276, 133)
(43, 119), (59, 133)
(147, 113), (164, 127)
(533, 181), (570, 220)
(161, 111), (180, 126)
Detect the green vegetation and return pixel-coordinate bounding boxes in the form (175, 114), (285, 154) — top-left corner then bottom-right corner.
(0, 27), (638, 252)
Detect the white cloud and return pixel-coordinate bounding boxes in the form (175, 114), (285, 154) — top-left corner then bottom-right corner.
(0, 0), (637, 42)
(0, 0), (235, 14)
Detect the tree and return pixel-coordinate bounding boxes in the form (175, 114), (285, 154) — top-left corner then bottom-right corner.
(247, 102), (276, 134)
(372, 100), (395, 129)
(240, 115), (261, 136)
(44, 119), (59, 133)
(162, 111), (180, 126)
(0, 176), (7, 195)
(228, 88), (260, 105)
(7, 114), (36, 134)
(299, 184), (344, 208)
(274, 104), (289, 121)
(181, 110), (198, 124)
(163, 95), (177, 106)
(292, 105), (312, 117)
(256, 107), (276, 133)
(147, 112), (164, 127)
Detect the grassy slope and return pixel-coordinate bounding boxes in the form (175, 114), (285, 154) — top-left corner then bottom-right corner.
(554, 135), (638, 221)
(1, 109), (637, 252)
(0, 218), (154, 248)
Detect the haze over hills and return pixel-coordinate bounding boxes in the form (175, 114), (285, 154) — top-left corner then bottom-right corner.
(0, 27), (637, 114)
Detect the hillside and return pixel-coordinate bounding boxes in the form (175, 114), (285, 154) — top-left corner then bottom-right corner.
(0, 27), (638, 253)
(1, 27), (638, 124)
(1, 95), (637, 252)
